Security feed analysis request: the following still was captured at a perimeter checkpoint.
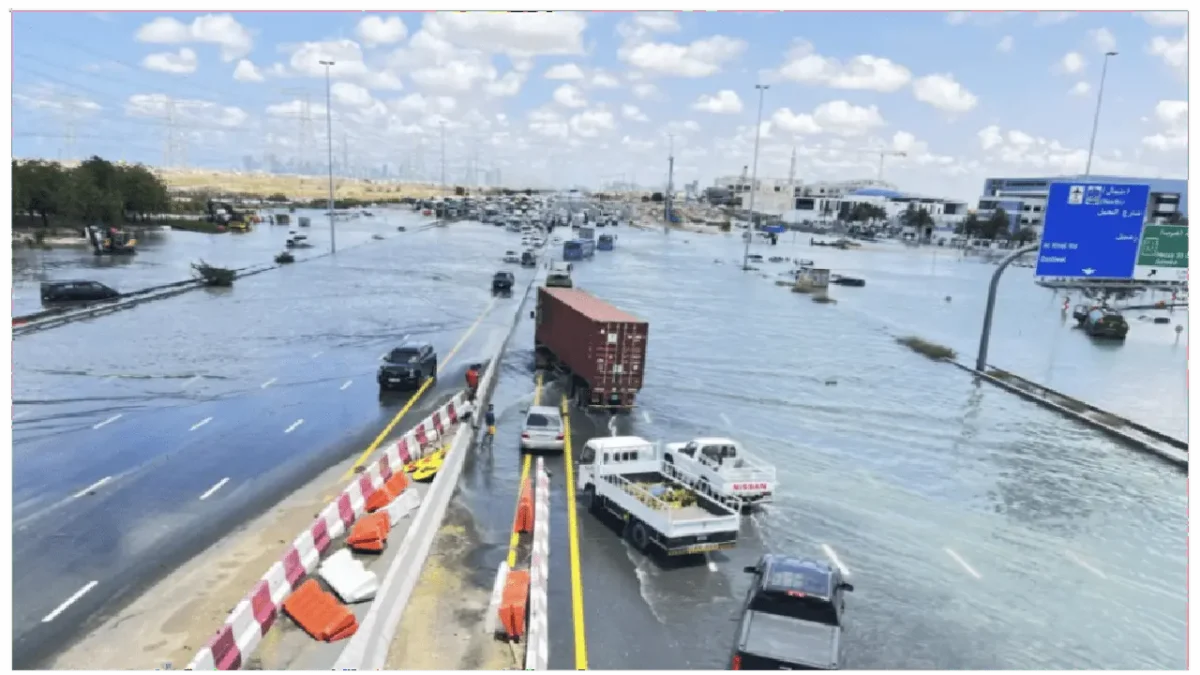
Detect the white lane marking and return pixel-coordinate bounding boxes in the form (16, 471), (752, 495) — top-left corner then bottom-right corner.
(705, 554), (718, 572)
(189, 416), (213, 432)
(607, 417), (617, 437)
(1066, 550), (1108, 579)
(260, 377), (277, 389)
(199, 477), (230, 501)
(822, 544), (850, 576)
(104, 374), (117, 382)
(642, 411), (652, 424)
(13, 411), (28, 420)
(402, 334), (410, 341)
(42, 580), (99, 623)
(311, 351), (323, 358)
(720, 412), (732, 428)
(284, 419), (305, 434)
(71, 476), (112, 499)
(181, 375), (201, 389)
(944, 547), (982, 579)
(340, 380), (353, 391)
(92, 414), (122, 430)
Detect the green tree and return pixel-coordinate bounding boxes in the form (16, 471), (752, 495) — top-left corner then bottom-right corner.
(900, 203), (935, 232)
(956, 213), (980, 236)
(1013, 227), (1038, 245)
(267, 192), (289, 203)
(981, 207), (1010, 240)
(118, 164), (169, 221)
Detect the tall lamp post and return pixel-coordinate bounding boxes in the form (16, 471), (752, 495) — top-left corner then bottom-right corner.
(1084, 50), (1117, 177)
(319, 59), (337, 253)
(439, 121), (447, 196)
(742, 84), (769, 270)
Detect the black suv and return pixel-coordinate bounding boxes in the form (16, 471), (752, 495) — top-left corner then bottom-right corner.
(41, 280), (120, 304)
(492, 271), (515, 294)
(378, 342), (437, 392)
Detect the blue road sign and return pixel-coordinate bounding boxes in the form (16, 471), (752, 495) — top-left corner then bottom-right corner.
(764, 225), (787, 234)
(1035, 181), (1151, 279)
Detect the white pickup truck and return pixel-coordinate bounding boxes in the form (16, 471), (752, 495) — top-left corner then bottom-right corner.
(662, 437), (776, 509)
(577, 436), (741, 557)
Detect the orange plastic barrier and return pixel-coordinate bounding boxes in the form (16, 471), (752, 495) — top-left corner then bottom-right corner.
(365, 473), (409, 513)
(347, 512), (391, 553)
(497, 569), (531, 639)
(282, 579), (359, 642)
(515, 480), (533, 534)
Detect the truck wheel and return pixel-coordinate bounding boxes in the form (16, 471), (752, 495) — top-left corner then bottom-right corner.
(583, 485), (598, 514)
(628, 521), (650, 552)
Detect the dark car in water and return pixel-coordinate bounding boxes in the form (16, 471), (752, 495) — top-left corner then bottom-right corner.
(40, 280), (120, 304)
(377, 342), (437, 392)
(730, 554), (854, 670)
(492, 271), (515, 295)
(1083, 307), (1129, 340)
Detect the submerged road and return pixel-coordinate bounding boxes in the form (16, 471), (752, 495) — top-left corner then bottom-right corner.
(10, 218), (533, 668)
(451, 225), (1186, 670)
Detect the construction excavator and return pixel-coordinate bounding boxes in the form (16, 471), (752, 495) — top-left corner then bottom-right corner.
(206, 200), (252, 231)
(85, 225), (137, 255)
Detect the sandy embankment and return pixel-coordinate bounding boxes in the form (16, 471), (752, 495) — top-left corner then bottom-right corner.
(385, 497), (516, 671)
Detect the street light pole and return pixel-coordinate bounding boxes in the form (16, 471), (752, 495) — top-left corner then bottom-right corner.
(1084, 50), (1117, 177)
(319, 59), (336, 254)
(439, 121), (447, 196)
(742, 84), (769, 270)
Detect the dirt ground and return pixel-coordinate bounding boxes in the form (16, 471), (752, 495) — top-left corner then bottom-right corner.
(158, 169), (446, 202)
(386, 497), (517, 671)
(48, 465), (352, 671)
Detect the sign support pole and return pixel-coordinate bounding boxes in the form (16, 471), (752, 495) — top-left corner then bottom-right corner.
(975, 243), (1040, 372)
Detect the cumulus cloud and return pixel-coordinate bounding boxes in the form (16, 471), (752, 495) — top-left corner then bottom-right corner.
(1034, 12), (1076, 26)
(590, 71), (621, 88)
(692, 90), (742, 114)
(912, 74), (978, 113)
(996, 35), (1014, 53)
(127, 93), (247, 128)
(545, 62), (584, 80)
(135, 14), (253, 62)
(621, 104), (648, 122)
(619, 35), (746, 78)
(1057, 51), (1086, 74)
(142, 48), (197, 74)
(1142, 100), (1188, 151)
(775, 41), (911, 92)
(233, 59), (264, 82)
(1089, 28), (1117, 53)
(421, 11), (586, 58)
(553, 84), (587, 108)
(771, 100), (885, 137)
(357, 15), (408, 47)
(1138, 11), (1188, 26)
(1068, 81), (1091, 96)
(1148, 33), (1187, 78)
(632, 82), (660, 99)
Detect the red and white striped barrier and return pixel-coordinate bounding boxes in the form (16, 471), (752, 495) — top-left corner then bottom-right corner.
(186, 391), (469, 670)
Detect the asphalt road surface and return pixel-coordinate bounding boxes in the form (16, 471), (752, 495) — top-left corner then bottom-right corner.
(11, 218), (535, 668)
(453, 224), (1185, 670)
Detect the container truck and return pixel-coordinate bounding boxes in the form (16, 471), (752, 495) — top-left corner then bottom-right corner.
(533, 286), (648, 412)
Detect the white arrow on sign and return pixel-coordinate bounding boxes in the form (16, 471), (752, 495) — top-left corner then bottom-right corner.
(1082, 268), (1096, 275)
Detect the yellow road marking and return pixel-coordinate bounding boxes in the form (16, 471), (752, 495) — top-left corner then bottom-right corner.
(341, 297), (498, 480)
(505, 372), (542, 569)
(561, 394), (589, 670)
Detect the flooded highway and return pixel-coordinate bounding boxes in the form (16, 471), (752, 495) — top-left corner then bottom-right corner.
(11, 208), (409, 317)
(12, 218), (1185, 669)
(10, 214), (531, 668)
(451, 225), (1186, 670)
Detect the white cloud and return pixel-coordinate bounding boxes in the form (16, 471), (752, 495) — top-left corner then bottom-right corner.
(1034, 12), (1076, 26)
(1069, 81), (1091, 96)
(529, 107), (568, 139)
(553, 84), (587, 108)
(486, 71), (524, 97)
(1138, 11), (1188, 27)
(617, 11), (681, 42)
(1143, 100), (1188, 151)
(996, 35), (1014, 53)
(420, 11), (586, 58)
(14, 84), (102, 115)
(619, 35), (746, 78)
(134, 14), (253, 62)
(589, 71), (621, 88)
(912, 74), (978, 113)
(233, 59), (264, 82)
(127, 93), (247, 128)
(331, 82), (374, 108)
(770, 100), (884, 137)
(545, 63), (585, 80)
(1057, 51), (1086, 74)
(775, 41), (911, 92)
(621, 104), (648, 122)
(692, 90), (743, 114)
(265, 99), (327, 118)
(1148, 33), (1187, 78)
(632, 82), (660, 99)
(357, 15), (408, 47)
(978, 125), (1003, 150)
(944, 11), (1020, 26)
(141, 48), (197, 74)
(1088, 28), (1117, 53)
(570, 109), (615, 138)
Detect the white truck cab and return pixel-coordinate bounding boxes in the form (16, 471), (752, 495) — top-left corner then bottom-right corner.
(662, 437), (776, 509)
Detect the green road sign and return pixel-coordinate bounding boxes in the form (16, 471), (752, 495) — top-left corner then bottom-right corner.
(1134, 224), (1188, 281)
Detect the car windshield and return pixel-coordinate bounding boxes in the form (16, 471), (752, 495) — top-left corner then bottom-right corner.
(387, 349), (421, 364)
(525, 413), (560, 429)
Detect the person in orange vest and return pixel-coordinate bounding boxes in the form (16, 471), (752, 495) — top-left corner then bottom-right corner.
(465, 364), (481, 402)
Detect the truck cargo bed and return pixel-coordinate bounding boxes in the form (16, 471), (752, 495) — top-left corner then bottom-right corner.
(534, 287), (648, 411)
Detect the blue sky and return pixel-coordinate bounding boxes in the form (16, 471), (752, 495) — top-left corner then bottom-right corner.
(10, 10), (1188, 201)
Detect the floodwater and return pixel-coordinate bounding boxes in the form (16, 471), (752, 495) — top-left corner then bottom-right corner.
(11, 219), (1186, 669)
(453, 225), (1186, 671)
(11, 208), (408, 317)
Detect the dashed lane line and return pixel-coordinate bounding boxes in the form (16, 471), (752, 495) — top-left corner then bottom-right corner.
(92, 414), (122, 430)
(284, 419), (305, 434)
(1066, 550), (1108, 579)
(71, 476), (112, 500)
(260, 377), (278, 389)
(311, 351), (323, 358)
(189, 416), (213, 432)
(340, 379), (353, 391)
(944, 547), (982, 579)
(822, 544), (850, 576)
(720, 412), (732, 428)
(42, 581), (99, 623)
(199, 477), (230, 501)
(642, 410), (652, 424)
(13, 411), (28, 420)
(182, 375), (201, 389)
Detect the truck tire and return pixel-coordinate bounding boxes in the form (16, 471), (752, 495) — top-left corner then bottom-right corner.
(628, 520), (650, 552)
(583, 485), (598, 514)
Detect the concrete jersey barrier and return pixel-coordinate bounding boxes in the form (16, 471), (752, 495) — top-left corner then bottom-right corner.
(184, 391), (470, 670)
